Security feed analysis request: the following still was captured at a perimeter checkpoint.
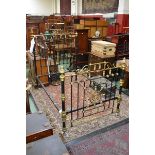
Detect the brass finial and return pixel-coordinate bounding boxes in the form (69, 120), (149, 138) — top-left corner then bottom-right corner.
(59, 65), (64, 74)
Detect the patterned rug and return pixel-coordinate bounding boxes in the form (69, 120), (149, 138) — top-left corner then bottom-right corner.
(66, 118), (129, 155)
(30, 81), (128, 142)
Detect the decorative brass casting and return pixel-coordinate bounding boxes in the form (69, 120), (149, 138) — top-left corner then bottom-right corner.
(59, 66), (65, 81)
(61, 111), (67, 122)
(76, 61), (117, 76)
(119, 58), (128, 71)
(90, 92), (101, 107)
(119, 79), (124, 87)
(61, 94), (65, 101)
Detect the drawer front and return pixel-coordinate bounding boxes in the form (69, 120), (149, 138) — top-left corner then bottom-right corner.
(26, 128), (53, 143)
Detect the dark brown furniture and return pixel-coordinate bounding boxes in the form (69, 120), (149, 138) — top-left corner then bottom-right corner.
(74, 29), (89, 68)
(26, 112), (53, 143)
(26, 135), (69, 155)
(74, 18), (108, 38)
(110, 34), (129, 60)
(76, 29), (89, 53)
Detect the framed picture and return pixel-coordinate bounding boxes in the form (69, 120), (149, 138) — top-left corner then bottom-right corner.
(82, 0), (119, 14)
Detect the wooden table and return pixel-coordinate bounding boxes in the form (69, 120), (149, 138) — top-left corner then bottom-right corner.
(26, 112), (53, 143)
(26, 135), (69, 155)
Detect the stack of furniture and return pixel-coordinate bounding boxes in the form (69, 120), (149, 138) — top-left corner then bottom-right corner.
(26, 15), (129, 85)
(74, 17), (108, 38)
(73, 17), (109, 68)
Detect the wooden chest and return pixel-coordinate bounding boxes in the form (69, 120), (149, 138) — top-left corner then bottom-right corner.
(91, 41), (116, 58)
(26, 112), (53, 143)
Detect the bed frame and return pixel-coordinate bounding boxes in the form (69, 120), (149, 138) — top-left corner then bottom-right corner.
(28, 35), (127, 133)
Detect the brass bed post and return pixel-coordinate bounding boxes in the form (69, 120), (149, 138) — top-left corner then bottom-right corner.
(117, 59), (127, 113)
(33, 37), (38, 87)
(59, 66), (67, 133)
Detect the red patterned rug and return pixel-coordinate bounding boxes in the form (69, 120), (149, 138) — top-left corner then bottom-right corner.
(66, 118), (129, 155)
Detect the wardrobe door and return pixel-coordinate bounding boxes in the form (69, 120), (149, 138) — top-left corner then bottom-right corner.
(76, 29), (89, 53)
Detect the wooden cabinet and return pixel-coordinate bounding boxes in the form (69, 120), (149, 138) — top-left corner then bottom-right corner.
(76, 29), (89, 53)
(73, 29), (89, 68)
(108, 34), (129, 60)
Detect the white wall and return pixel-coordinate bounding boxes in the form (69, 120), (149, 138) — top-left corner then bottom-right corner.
(118, 0), (129, 14)
(26, 0), (54, 15)
(55, 0), (60, 14)
(71, 0), (77, 15)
